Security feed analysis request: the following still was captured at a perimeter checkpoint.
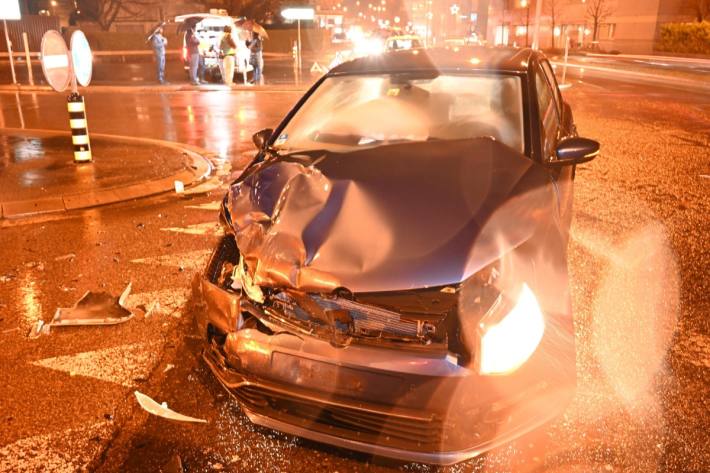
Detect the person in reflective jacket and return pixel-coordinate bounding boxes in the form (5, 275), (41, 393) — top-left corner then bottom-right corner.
(220, 26), (237, 86)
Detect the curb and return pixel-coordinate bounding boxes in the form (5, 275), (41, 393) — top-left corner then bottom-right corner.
(551, 61), (710, 92)
(584, 52), (710, 65)
(0, 128), (213, 220)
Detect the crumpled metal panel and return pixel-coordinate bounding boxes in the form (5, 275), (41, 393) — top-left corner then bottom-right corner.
(227, 137), (554, 293)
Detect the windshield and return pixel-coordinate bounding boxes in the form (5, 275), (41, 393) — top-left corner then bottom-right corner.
(273, 73), (525, 154)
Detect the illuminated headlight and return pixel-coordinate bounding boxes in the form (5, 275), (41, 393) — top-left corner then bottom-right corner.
(478, 284), (545, 375)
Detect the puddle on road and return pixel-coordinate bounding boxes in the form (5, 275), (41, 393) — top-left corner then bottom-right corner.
(19, 271), (43, 330)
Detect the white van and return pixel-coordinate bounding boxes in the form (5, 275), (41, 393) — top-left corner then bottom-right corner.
(175, 13), (252, 83)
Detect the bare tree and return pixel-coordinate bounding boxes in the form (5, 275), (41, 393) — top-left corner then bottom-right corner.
(586, 0), (614, 43)
(78, 0), (159, 31)
(686, 0), (710, 21)
(545, 0), (564, 49)
(203, 0), (282, 22)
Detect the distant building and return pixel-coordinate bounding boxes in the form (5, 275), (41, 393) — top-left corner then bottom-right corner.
(482, 0), (694, 54)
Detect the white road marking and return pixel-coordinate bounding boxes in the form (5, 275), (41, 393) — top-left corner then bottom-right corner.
(577, 80), (609, 91)
(0, 421), (109, 473)
(126, 288), (189, 316)
(699, 174), (710, 179)
(130, 249), (211, 271)
(31, 342), (161, 388)
(160, 222), (223, 236)
(183, 179), (228, 196)
(185, 201), (222, 210)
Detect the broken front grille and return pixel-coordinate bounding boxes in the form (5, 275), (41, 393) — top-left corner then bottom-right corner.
(207, 235), (447, 347)
(269, 290), (441, 346)
(312, 295), (419, 338)
(207, 235), (239, 285)
(272, 291), (422, 338)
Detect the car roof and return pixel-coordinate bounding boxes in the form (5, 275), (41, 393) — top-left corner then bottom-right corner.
(387, 35), (421, 40)
(330, 47), (538, 75)
(174, 13), (235, 25)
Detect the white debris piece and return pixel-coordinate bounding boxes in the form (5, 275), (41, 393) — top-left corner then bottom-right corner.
(134, 391), (207, 424)
(174, 180), (185, 194)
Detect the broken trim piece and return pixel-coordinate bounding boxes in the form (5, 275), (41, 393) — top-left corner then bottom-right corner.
(29, 283), (134, 339)
(134, 391), (208, 424)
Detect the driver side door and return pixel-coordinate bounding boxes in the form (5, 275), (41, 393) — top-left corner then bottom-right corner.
(534, 60), (575, 237)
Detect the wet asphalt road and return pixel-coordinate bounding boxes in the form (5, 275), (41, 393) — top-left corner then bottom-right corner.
(0, 73), (708, 473)
(0, 55), (320, 87)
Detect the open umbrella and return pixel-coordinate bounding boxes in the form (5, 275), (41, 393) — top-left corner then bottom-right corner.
(145, 21), (166, 43)
(239, 19), (269, 39)
(176, 17), (202, 34)
(252, 22), (269, 39)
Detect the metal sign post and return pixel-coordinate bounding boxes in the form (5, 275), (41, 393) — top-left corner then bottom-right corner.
(67, 31), (93, 163)
(281, 8), (314, 74)
(297, 18), (302, 70)
(22, 32), (33, 85)
(40, 29), (94, 164)
(2, 19), (17, 85)
(562, 35), (570, 86)
(1, 0), (21, 84)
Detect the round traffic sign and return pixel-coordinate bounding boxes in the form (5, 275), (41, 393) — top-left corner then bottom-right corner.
(70, 30), (93, 87)
(40, 30), (71, 92)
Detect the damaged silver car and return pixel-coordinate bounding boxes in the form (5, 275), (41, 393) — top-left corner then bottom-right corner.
(193, 47), (599, 465)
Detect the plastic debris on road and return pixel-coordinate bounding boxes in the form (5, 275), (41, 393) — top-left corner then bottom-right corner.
(174, 180), (185, 194)
(134, 391), (207, 423)
(28, 283), (134, 338)
(54, 253), (76, 262)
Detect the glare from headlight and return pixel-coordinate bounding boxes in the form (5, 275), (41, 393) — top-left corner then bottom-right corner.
(354, 37), (384, 56)
(479, 284), (545, 375)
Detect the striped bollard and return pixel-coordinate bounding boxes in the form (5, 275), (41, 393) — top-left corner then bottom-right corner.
(67, 93), (92, 163)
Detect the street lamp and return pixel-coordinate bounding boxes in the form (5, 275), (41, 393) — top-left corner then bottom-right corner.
(532, 0), (543, 49)
(451, 5), (460, 37)
(425, 0), (432, 47)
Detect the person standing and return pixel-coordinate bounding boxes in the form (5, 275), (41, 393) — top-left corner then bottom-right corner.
(246, 31), (263, 85)
(186, 27), (202, 85)
(220, 26), (237, 86)
(150, 27), (168, 84)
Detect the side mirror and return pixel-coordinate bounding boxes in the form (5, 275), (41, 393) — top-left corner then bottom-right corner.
(552, 137), (599, 166)
(252, 128), (273, 150)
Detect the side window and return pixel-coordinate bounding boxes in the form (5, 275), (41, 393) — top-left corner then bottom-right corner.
(541, 60), (563, 117)
(535, 66), (560, 160)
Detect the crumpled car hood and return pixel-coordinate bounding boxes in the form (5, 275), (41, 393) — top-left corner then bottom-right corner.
(227, 137), (555, 293)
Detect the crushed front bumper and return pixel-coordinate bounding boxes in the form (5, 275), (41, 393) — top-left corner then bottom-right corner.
(192, 237), (576, 465)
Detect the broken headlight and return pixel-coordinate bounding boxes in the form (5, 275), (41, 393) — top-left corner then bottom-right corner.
(477, 283), (545, 375)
